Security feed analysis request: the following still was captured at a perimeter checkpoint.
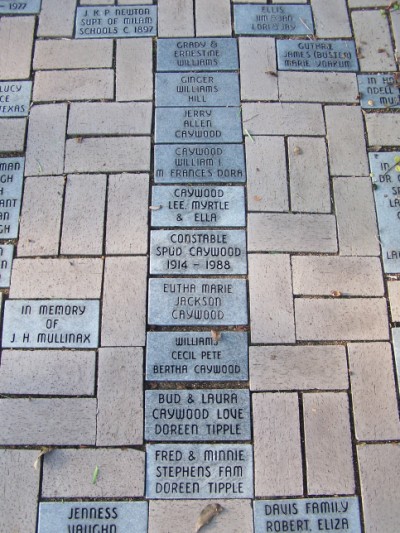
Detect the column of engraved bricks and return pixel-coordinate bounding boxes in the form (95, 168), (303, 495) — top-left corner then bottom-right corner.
(145, 36), (254, 519)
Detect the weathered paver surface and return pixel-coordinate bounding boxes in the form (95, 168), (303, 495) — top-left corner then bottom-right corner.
(1, 1), (400, 532)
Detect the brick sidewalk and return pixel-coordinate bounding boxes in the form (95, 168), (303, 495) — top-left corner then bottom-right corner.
(1, 1), (400, 532)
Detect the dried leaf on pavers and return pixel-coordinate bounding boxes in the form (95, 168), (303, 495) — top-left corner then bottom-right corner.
(211, 329), (221, 343)
(253, 195), (262, 202)
(265, 70), (277, 77)
(33, 447), (53, 470)
(195, 503), (223, 533)
(92, 465), (99, 484)
(293, 146), (302, 155)
(331, 290), (342, 298)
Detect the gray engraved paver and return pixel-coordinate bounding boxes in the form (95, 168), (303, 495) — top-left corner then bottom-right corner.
(146, 443), (254, 499)
(157, 38), (239, 72)
(154, 143), (246, 184)
(253, 497), (361, 533)
(145, 389), (251, 442)
(392, 328), (400, 393)
(146, 331), (248, 382)
(155, 107), (242, 144)
(75, 5), (157, 39)
(156, 72), (240, 107)
(0, 157), (24, 239)
(369, 152), (400, 273)
(0, 81), (32, 117)
(151, 186), (246, 228)
(234, 4), (314, 36)
(277, 40), (359, 72)
(38, 502), (148, 533)
(150, 229), (247, 275)
(358, 74), (400, 109)
(2, 299), (100, 348)
(148, 278), (248, 326)
(0, 0), (41, 14)
(0, 244), (13, 288)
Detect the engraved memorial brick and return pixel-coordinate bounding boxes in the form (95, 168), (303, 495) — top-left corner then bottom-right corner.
(157, 38), (239, 72)
(154, 143), (246, 184)
(0, 0), (41, 14)
(277, 40), (359, 72)
(150, 229), (247, 275)
(253, 497), (361, 533)
(151, 186), (246, 228)
(146, 443), (254, 499)
(146, 331), (248, 382)
(234, 4), (314, 36)
(2, 299), (100, 348)
(0, 157), (24, 239)
(369, 152), (400, 273)
(0, 81), (31, 117)
(156, 72), (240, 107)
(38, 502), (148, 533)
(148, 278), (248, 326)
(75, 5), (157, 39)
(155, 107), (242, 144)
(358, 74), (400, 109)
(0, 244), (13, 288)
(145, 389), (251, 442)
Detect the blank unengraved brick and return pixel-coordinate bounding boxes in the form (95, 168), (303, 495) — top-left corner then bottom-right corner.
(196, 0), (231, 36)
(388, 281), (400, 322)
(106, 174), (149, 255)
(333, 177), (380, 256)
(392, 10), (400, 53)
(279, 72), (358, 103)
(97, 348), (143, 446)
(349, 0), (387, 5)
(25, 104), (67, 176)
(0, 398), (97, 445)
(149, 500), (253, 533)
(34, 39), (113, 70)
(249, 254), (295, 344)
(295, 299), (389, 341)
(349, 343), (400, 441)
(0, 350), (95, 396)
(358, 444), (400, 533)
(18, 176), (64, 256)
(239, 38), (278, 101)
(68, 102), (152, 135)
(242, 103), (325, 135)
(158, 0), (194, 37)
(33, 70), (114, 102)
(10, 258), (103, 298)
(102, 257), (147, 346)
(248, 213), (337, 253)
(352, 10), (396, 71)
(250, 345), (348, 391)
(42, 448), (145, 497)
(116, 39), (153, 101)
(311, 0), (351, 37)
(303, 393), (355, 495)
(0, 17), (35, 79)
(0, 119), (26, 153)
(292, 256), (384, 296)
(365, 114), (400, 146)
(245, 136), (288, 212)
(61, 174), (106, 256)
(0, 450), (40, 533)
(325, 106), (368, 176)
(38, 0), (77, 37)
(253, 393), (302, 497)
(288, 137), (330, 213)
(65, 137), (150, 173)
